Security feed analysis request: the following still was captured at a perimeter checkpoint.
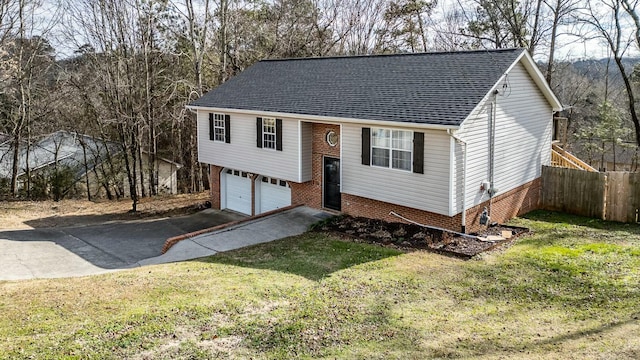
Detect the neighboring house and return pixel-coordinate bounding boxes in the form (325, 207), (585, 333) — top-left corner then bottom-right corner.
(0, 131), (181, 197)
(188, 49), (562, 233)
(0, 133), (9, 145)
(570, 140), (639, 172)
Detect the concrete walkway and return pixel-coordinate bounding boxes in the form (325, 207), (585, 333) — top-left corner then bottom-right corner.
(139, 206), (330, 266)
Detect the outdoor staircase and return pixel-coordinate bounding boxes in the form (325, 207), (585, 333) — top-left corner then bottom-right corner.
(551, 143), (598, 172)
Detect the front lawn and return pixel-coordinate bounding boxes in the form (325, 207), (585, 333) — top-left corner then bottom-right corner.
(1, 211), (639, 359)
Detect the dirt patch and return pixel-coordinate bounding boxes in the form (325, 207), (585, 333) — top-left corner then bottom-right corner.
(0, 192), (211, 230)
(313, 215), (529, 258)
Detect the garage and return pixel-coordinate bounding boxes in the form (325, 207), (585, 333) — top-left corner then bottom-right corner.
(257, 176), (291, 214)
(222, 169), (252, 215)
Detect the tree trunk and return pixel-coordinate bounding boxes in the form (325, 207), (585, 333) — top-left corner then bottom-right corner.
(10, 132), (21, 196)
(80, 139), (92, 201)
(546, 0), (561, 86)
(613, 55), (640, 148)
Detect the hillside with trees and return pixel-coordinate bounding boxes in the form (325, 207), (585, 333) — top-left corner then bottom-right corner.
(2, 0), (640, 210)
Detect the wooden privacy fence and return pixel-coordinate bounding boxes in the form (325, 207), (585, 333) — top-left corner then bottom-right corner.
(541, 166), (640, 223)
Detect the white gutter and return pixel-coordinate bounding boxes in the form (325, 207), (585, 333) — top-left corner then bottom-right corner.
(185, 105), (460, 131)
(448, 129), (468, 233)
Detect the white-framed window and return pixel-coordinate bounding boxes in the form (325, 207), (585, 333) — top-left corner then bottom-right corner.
(371, 128), (412, 171)
(263, 117), (276, 150)
(213, 113), (226, 142)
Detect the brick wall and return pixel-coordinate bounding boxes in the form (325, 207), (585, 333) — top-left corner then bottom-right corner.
(291, 123), (340, 208)
(341, 193), (462, 230)
(341, 177), (541, 233)
(464, 177), (541, 233)
(209, 165), (224, 209)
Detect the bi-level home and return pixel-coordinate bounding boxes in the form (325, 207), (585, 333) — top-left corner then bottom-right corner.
(187, 48), (562, 233)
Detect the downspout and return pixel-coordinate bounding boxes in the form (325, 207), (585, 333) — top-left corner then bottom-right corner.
(448, 129), (468, 233)
(488, 91), (498, 219)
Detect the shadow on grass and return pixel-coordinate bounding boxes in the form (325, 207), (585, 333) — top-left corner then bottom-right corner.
(21, 204), (205, 229)
(199, 232), (403, 281)
(438, 312), (640, 358)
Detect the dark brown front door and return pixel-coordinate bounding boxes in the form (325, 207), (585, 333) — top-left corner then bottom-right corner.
(323, 157), (341, 211)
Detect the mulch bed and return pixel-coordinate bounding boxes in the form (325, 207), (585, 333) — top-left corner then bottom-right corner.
(313, 215), (530, 259)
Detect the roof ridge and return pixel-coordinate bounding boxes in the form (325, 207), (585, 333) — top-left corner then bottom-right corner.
(260, 48), (525, 62)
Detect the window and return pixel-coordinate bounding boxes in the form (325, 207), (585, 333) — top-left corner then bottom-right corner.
(371, 128), (412, 171)
(213, 113), (225, 142)
(362, 128), (423, 173)
(257, 117), (283, 151)
(209, 113), (230, 143)
(262, 117), (276, 150)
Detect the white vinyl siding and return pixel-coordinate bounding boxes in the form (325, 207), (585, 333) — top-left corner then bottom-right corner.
(342, 123), (451, 215)
(198, 112), (306, 182)
(453, 61), (553, 214)
(300, 122), (313, 180)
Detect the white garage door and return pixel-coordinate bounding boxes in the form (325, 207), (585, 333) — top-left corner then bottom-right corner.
(258, 176), (291, 214)
(223, 169), (252, 215)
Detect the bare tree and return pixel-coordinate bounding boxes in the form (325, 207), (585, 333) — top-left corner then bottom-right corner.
(376, 0), (436, 52)
(543, 0), (580, 86)
(64, 0), (144, 210)
(458, 0), (546, 51)
(576, 0), (640, 148)
(0, 0), (59, 197)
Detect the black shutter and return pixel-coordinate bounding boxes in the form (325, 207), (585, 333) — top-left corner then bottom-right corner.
(413, 132), (424, 174)
(209, 113), (214, 141)
(224, 114), (231, 143)
(256, 117), (263, 148)
(361, 127), (370, 166)
(276, 119), (283, 151)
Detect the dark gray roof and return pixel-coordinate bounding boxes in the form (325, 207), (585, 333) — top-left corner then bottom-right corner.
(190, 48), (525, 126)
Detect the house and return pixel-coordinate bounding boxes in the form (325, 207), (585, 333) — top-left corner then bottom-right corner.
(0, 133), (9, 145)
(187, 48), (562, 233)
(569, 139), (639, 172)
(0, 131), (181, 198)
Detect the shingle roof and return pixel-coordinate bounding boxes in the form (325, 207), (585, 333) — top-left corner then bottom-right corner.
(190, 48), (526, 126)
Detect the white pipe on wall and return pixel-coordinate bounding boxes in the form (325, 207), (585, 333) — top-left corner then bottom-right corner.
(448, 129), (468, 233)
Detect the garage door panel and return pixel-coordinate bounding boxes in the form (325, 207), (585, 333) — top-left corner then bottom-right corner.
(259, 178), (291, 214)
(224, 171), (252, 215)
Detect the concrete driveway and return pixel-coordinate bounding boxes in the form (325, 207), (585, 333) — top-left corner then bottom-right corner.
(140, 206), (330, 266)
(0, 209), (245, 281)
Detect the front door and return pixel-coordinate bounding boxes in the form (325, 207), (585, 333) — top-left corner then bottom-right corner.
(323, 157), (341, 211)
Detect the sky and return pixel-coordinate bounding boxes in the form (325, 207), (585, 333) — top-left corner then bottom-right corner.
(29, 0), (633, 62)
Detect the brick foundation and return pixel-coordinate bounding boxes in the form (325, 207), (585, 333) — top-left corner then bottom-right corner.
(341, 193), (462, 230)
(342, 177), (541, 233)
(464, 177), (541, 233)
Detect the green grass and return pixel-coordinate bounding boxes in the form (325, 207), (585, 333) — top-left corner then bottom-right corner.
(1, 211), (640, 359)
